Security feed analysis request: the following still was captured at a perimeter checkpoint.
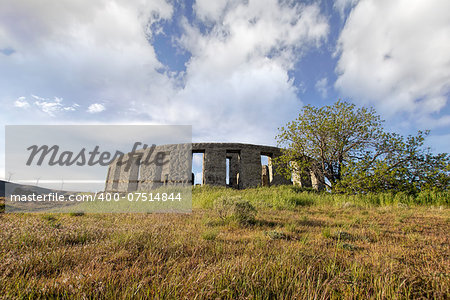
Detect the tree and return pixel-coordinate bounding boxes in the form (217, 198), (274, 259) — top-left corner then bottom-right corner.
(336, 131), (450, 194)
(276, 101), (449, 193)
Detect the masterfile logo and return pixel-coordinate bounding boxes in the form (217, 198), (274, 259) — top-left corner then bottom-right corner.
(5, 125), (192, 213)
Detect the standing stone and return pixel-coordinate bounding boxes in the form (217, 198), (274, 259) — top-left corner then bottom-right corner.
(126, 155), (141, 192)
(239, 149), (261, 188)
(105, 142), (320, 192)
(105, 163), (115, 191)
(139, 149), (163, 190)
(269, 153), (292, 186)
(311, 169), (325, 191)
(291, 161), (312, 188)
(203, 149), (226, 186)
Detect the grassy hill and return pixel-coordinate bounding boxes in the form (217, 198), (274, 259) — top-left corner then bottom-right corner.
(0, 186), (448, 298)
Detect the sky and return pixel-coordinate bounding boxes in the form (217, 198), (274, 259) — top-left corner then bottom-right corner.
(1, 0), (450, 183)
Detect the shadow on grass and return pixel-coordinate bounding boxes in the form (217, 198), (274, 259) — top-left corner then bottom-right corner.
(296, 218), (326, 227)
(0, 197), (4, 213)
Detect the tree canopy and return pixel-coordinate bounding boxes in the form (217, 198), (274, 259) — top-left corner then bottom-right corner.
(276, 101), (449, 194)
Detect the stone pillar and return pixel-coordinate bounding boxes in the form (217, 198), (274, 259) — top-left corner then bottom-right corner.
(126, 155), (141, 192)
(105, 164), (115, 191)
(138, 149), (164, 190)
(227, 152), (240, 189)
(311, 169), (325, 191)
(161, 151), (171, 186)
(167, 144), (192, 186)
(269, 154), (292, 185)
(239, 149), (261, 188)
(116, 158), (129, 192)
(116, 153), (142, 192)
(203, 149), (226, 186)
(110, 161), (122, 191)
(291, 161), (312, 188)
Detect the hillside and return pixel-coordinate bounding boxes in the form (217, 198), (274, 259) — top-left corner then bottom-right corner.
(0, 186), (448, 298)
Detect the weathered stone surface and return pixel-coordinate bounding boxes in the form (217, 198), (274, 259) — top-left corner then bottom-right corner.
(269, 153), (292, 186)
(292, 161), (312, 188)
(203, 149), (226, 186)
(239, 149), (261, 189)
(126, 155), (141, 192)
(311, 169), (325, 191)
(105, 142), (323, 192)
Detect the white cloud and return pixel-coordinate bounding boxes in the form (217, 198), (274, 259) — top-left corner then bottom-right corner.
(194, 0), (229, 22)
(32, 95), (80, 116)
(315, 77), (328, 98)
(14, 95), (79, 116)
(33, 97), (63, 116)
(0, 0), (329, 145)
(87, 103), (105, 114)
(63, 103), (80, 112)
(153, 0), (329, 144)
(335, 0), (450, 126)
(0, 0), (174, 121)
(14, 96), (29, 108)
(334, 0), (360, 19)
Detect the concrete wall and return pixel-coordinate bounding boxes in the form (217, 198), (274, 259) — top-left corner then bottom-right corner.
(105, 142), (323, 192)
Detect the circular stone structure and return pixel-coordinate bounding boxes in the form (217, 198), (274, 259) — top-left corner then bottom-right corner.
(105, 142), (323, 192)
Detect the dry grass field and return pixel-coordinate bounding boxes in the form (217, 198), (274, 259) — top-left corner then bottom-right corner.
(0, 187), (449, 299)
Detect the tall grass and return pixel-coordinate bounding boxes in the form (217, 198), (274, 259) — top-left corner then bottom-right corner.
(193, 185), (449, 210)
(0, 189), (448, 299)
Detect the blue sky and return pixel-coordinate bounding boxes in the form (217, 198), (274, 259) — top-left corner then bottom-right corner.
(1, 0), (449, 181)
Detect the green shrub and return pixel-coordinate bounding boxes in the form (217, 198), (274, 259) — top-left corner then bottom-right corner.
(213, 196), (257, 225)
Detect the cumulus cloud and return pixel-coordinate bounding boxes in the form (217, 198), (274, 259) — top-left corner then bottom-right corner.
(194, 0), (229, 22)
(315, 77), (328, 98)
(0, 0), (174, 121)
(1, 0), (329, 145)
(334, 0), (360, 19)
(156, 0), (329, 143)
(87, 103), (106, 114)
(335, 0), (450, 126)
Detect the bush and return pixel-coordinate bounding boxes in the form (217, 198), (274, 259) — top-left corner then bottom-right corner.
(213, 196), (257, 225)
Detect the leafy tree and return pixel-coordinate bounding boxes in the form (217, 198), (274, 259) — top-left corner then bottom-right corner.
(276, 101), (449, 193)
(336, 131), (450, 194)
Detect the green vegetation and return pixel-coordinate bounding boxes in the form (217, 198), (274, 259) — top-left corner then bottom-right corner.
(213, 196), (257, 225)
(194, 185), (449, 209)
(0, 186), (449, 298)
(276, 101), (449, 194)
